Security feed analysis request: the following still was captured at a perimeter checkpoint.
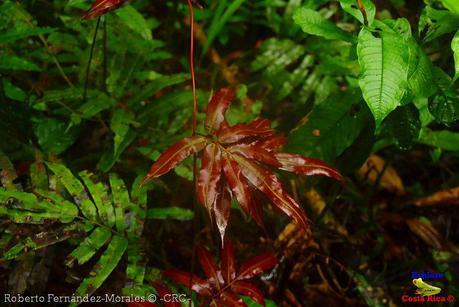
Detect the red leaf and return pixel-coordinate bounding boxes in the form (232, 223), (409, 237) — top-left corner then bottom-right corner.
(218, 118), (274, 144)
(237, 252), (278, 280)
(196, 246), (224, 289)
(221, 239), (236, 283)
(228, 143), (280, 167)
(219, 291), (247, 307)
(205, 88), (234, 134)
(275, 153), (343, 181)
(163, 270), (211, 296)
(215, 183), (232, 244)
(142, 136), (206, 183)
(234, 155), (309, 229)
(222, 154), (263, 226)
(252, 135), (287, 152)
(198, 143), (223, 215)
(231, 281), (264, 306)
(83, 0), (127, 19)
(153, 283), (180, 307)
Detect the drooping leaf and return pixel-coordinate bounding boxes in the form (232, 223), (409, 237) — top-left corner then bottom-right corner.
(198, 144), (223, 215)
(143, 136), (207, 183)
(234, 155), (309, 230)
(214, 183), (232, 243)
(162, 270), (211, 296)
(357, 28), (409, 125)
(222, 154), (261, 226)
(221, 239), (236, 284)
(293, 7), (354, 42)
(237, 252), (278, 280)
(197, 246), (224, 289)
(274, 153), (343, 181)
(205, 88), (234, 134)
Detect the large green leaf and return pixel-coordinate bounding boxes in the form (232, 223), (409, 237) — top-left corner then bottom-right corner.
(293, 7), (354, 42)
(419, 129), (459, 151)
(286, 90), (371, 162)
(428, 68), (459, 125)
(115, 5), (152, 41)
(357, 28), (409, 125)
(419, 7), (459, 42)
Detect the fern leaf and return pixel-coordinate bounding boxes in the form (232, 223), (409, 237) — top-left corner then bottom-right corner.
(70, 235), (128, 307)
(66, 227), (112, 267)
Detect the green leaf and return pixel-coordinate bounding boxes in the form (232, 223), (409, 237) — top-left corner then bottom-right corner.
(339, 0), (376, 25)
(66, 227), (112, 266)
(128, 176), (147, 238)
(115, 5), (152, 41)
(146, 207), (194, 221)
(0, 27), (55, 44)
(452, 31), (459, 81)
(428, 68), (459, 124)
(419, 129), (459, 151)
(357, 28), (409, 125)
(293, 7), (354, 42)
(79, 171), (115, 227)
(203, 0), (246, 54)
(109, 173), (130, 233)
(406, 37), (436, 99)
(2, 78), (27, 101)
(0, 54), (40, 71)
(286, 90), (371, 162)
(439, 0), (459, 14)
(380, 104), (421, 149)
(419, 7), (459, 42)
(71, 235), (128, 306)
(46, 162), (98, 220)
(34, 118), (78, 154)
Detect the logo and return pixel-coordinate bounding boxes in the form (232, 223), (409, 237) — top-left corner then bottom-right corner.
(401, 272), (455, 303)
(412, 278), (441, 296)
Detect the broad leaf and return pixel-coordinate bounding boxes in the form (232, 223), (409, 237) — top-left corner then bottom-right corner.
(293, 7), (354, 42)
(357, 28), (409, 125)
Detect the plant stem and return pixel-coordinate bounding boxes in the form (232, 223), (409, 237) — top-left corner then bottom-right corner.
(186, 1), (198, 305)
(83, 17), (101, 102)
(103, 16), (108, 93)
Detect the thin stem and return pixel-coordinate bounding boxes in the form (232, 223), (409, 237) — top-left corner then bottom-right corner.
(186, 1), (198, 305)
(187, 0), (198, 136)
(103, 16), (108, 93)
(83, 17), (101, 102)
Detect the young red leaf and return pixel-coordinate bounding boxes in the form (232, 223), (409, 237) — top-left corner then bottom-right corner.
(218, 118), (274, 144)
(228, 143), (280, 167)
(196, 246), (224, 289)
(205, 88), (234, 134)
(237, 252), (278, 280)
(142, 136), (206, 184)
(251, 135), (287, 152)
(198, 143), (223, 215)
(231, 281), (264, 306)
(153, 283), (180, 307)
(162, 270), (211, 296)
(275, 153), (343, 181)
(234, 155), (309, 229)
(214, 183), (232, 244)
(83, 0), (127, 19)
(221, 239), (236, 283)
(222, 154), (263, 226)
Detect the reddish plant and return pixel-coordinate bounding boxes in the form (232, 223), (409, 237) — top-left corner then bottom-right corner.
(163, 240), (278, 306)
(142, 88), (342, 240)
(82, 0), (129, 19)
